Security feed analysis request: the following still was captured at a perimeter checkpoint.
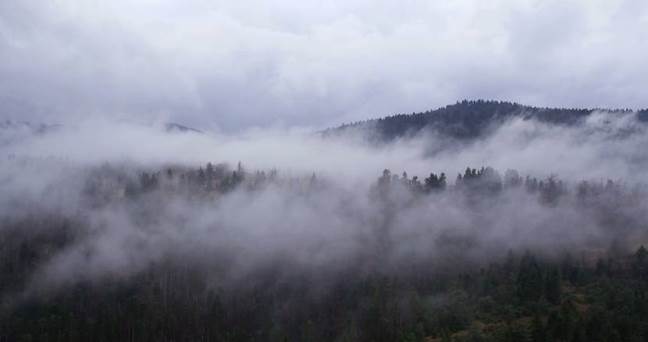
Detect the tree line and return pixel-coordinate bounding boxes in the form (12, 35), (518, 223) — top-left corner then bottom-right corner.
(2, 162), (648, 341)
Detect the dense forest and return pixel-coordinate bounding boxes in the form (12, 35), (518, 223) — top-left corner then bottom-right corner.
(2, 160), (648, 341)
(323, 100), (648, 143)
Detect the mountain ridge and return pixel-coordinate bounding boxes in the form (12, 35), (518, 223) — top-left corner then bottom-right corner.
(324, 100), (648, 142)
(0, 120), (203, 135)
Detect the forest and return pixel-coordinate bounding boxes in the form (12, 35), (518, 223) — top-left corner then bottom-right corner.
(2, 158), (648, 342)
(323, 100), (648, 143)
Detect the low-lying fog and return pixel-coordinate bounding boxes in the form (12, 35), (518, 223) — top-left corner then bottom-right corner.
(1, 110), (648, 301)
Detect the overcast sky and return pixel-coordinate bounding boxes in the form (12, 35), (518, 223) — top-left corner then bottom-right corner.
(1, 0), (647, 131)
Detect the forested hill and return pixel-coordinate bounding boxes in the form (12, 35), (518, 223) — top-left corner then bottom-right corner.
(324, 100), (648, 142)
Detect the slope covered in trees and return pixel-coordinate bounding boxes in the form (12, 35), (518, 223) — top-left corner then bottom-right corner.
(323, 100), (644, 142)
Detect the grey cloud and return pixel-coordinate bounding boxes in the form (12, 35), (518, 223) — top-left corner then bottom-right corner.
(1, 109), (647, 184)
(1, 0), (647, 131)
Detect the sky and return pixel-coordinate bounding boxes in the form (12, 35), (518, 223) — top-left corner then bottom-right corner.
(1, 0), (647, 132)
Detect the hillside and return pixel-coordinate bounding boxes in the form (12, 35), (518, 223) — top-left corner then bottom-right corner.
(324, 100), (648, 142)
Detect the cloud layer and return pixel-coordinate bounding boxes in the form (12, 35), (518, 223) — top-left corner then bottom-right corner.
(1, 0), (647, 130)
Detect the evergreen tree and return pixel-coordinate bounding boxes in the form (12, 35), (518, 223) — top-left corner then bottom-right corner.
(545, 267), (562, 305)
(530, 314), (546, 342)
(517, 252), (544, 302)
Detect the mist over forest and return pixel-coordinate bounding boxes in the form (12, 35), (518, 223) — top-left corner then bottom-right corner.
(2, 100), (648, 341)
(3, 0), (648, 340)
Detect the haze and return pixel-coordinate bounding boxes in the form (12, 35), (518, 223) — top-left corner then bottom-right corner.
(2, 0), (648, 130)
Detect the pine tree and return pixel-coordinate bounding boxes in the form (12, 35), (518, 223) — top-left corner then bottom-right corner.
(517, 252), (544, 302)
(544, 267), (562, 305)
(530, 315), (546, 342)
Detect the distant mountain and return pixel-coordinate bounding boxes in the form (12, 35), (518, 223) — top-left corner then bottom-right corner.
(324, 100), (648, 142)
(0, 120), (61, 134)
(164, 123), (203, 134)
(0, 120), (62, 146)
(0, 120), (202, 147)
